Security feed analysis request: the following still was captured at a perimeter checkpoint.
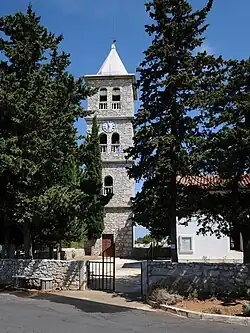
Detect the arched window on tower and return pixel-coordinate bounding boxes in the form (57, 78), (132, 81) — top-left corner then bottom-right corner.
(111, 133), (120, 152)
(99, 133), (107, 153)
(104, 176), (113, 195)
(99, 88), (108, 109)
(112, 88), (121, 110)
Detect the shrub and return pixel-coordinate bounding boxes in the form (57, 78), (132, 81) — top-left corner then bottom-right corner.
(242, 302), (250, 317)
(187, 289), (199, 300)
(203, 307), (222, 315)
(149, 288), (183, 306)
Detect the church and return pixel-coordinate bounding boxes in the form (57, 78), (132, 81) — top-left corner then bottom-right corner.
(84, 41), (136, 258)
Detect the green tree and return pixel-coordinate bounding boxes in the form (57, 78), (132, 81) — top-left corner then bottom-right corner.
(186, 59), (250, 263)
(135, 234), (153, 245)
(83, 116), (112, 253)
(0, 5), (93, 258)
(126, 0), (222, 262)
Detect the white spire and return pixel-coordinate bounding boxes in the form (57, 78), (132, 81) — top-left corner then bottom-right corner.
(97, 41), (128, 76)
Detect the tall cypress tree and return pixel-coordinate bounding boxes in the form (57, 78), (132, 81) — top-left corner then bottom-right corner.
(126, 0), (221, 261)
(83, 116), (111, 252)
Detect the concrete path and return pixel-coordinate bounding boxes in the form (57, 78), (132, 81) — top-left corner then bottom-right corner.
(115, 261), (142, 295)
(89, 257), (143, 296)
(0, 292), (248, 333)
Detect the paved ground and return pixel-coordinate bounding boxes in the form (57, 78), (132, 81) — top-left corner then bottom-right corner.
(0, 292), (249, 333)
(89, 257), (142, 296)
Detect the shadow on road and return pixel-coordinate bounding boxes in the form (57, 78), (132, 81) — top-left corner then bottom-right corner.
(11, 291), (132, 314)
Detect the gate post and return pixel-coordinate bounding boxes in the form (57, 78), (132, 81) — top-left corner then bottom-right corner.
(79, 261), (87, 291)
(113, 244), (116, 291)
(86, 261), (90, 289)
(102, 251), (105, 290)
(141, 261), (148, 297)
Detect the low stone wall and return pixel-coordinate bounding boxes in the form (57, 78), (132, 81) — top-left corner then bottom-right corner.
(61, 248), (86, 260)
(142, 262), (250, 297)
(0, 259), (87, 290)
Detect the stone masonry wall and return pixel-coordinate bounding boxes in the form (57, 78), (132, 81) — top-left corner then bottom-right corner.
(89, 208), (133, 258)
(0, 259), (87, 290)
(61, 248), (85, 260)
(142, 262), (250, 297)
(102, 164), (135, 208)
(104, 208), (133, 258)
(86, 119), (133, 162)
(86, 78), (135, 118)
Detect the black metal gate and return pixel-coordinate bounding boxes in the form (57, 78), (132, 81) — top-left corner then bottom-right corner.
(87, 243), (115, 291)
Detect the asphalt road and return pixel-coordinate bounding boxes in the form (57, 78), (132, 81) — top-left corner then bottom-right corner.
(0, 293), (249, 333)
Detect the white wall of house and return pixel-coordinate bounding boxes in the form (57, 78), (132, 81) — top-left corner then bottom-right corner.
(177, 217), (243, 262)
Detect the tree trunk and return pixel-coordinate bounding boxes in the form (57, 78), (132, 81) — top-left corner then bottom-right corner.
(8, 244), (16, 259)
(169, 96), (179, 263)
(169, 142), (178, 262)
(169, 170), (178, 262)
(170, 198), (178, 263)
(49, 246), (54, 259)
(3, 213), (11, 259)
(23, 220), (33, 259)
(56, 243), (61, 260)
(241, 227), (250, 264)
(90, 239), (96, 257)
(3, 229), (10, 259)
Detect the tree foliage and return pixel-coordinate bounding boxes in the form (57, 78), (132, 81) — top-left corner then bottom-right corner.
(82, 116), (112, 241)
(183, 59), (250, 263)
(0, 5), (104, 258)
(126, 0), (221, 261)
(135, 234), (153, 245)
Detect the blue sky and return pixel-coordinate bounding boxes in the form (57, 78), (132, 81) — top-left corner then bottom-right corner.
(1, 0), (250, 238)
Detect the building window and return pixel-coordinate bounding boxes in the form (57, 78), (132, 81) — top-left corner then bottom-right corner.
(179, 236), (193, 254)
(100, 88), (107, 102)
(99, 88), (108, 109)
(104, 176), (113, 195)
(99, 133), (107, 153)
(112, 88), (120, 101)
(230, 230), (243, 252)
(112, 88), (121, 110)
(111, 133), (120, 152)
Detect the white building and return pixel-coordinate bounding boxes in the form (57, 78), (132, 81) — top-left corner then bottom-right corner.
(177, 175), (244, 262)
(177, 218), (243, 262)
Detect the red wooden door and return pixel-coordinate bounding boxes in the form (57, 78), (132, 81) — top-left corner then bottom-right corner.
(102, 234), (114, 254)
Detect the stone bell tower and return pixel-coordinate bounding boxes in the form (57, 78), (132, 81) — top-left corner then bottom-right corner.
(85, 41), (137, 257)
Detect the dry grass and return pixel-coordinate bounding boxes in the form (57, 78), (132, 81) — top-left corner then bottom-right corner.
(149, 288), (183, 306)
(177, 298), (250, 316)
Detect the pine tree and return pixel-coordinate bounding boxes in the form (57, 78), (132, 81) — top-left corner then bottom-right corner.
(126, 0), (221, 262)
(0, 5), (93, 257)
(190, 59), (250, 263)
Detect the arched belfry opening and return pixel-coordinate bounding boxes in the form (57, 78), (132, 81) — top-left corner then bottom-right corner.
(99, 88), (108, 109)
(112, 88), (121, 109)
(111, 133), (120, 152)
(104, 176), (113, 195)
(99, 133), (107, 152)
(112, 88), (120, 101)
